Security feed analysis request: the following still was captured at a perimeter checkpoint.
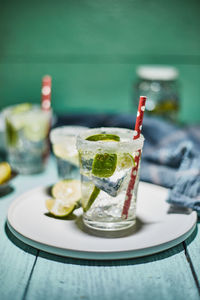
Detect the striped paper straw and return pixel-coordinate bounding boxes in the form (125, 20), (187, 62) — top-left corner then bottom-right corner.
(121, 96), (146, 219)
(41, 75), (52, 111)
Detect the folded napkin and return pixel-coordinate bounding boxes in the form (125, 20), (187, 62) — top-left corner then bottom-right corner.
(56, 113), (200, 215)
(105, 114), (200, 216)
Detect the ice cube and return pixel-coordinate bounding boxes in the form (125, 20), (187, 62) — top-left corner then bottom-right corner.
(81, 157), (93, 171)
(92, 170), (127, 197)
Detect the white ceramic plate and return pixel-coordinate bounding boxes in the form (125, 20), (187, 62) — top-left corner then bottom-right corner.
(7, 182), (197, 260)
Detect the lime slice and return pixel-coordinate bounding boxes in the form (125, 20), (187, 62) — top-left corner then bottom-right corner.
(51, 179), (81, 204)
(24, 121), (49, 142)
(53, 141), (79, 166)
(118, 153), (135, 169)
(92, 153), (117, 178)
(12, 103), (32, 114)
(81, 181), (100, 212)
(0, 162), (11, 184)
(23, 112), (49, 142)
(86, 134), (120, 142)
(45, 198), (75, 217)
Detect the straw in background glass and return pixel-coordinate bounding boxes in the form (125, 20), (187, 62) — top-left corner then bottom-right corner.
(41, 75), (52, 111)
(122, 96), (146, 219)
(41, 75), (52, 162)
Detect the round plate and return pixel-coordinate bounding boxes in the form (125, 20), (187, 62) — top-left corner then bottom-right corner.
(7, 182), (197, 260)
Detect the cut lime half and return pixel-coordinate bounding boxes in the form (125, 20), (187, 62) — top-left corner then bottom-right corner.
(51, 179), (81, 204)
(0, 162), (11, 184)
(45, 198), (75, 217)
(46, 179), (82, 217)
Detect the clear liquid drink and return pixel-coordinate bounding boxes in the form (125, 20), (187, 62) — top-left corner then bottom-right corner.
(76, 127), (144, 231)
(3, 103), (51, 174)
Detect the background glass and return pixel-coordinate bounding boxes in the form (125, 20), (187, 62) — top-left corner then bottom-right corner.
(50, 126), (88, 180)
(3, 103), (51, 174)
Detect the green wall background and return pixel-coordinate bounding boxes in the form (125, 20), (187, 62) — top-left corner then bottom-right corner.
(0, 0), (200, 123)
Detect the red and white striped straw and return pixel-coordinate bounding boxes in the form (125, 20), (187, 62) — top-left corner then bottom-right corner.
(121, 96), (146, 219)
(41, 75), (52, 111)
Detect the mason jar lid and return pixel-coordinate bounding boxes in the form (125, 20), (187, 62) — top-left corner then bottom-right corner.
(136, 65), (179, 81)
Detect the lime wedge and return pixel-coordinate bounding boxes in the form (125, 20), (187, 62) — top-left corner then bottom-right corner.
(118, 153), (135, 169)
(45, 198), (75, 217)
(86, 134), (120, 142)
(5, 103), (32, 146)
(5, 119), (18, 147)
(0, 162), (11, 184)
(51, 179), (81, 204)
(92, 153), (117, 178)
(12, 103), (32, 114)
(81, 181), (100, 212)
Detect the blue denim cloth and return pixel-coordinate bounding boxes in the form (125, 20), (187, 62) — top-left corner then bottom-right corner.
(105, 114), (200, 216)
(56, 114), (200, 215)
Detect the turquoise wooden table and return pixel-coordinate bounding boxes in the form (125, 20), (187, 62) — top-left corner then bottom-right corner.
(1, 157), (200, 300)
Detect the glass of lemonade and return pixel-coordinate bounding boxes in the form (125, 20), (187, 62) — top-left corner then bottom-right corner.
(3, 103), (51, 174)
(77, 127), (144, 231)
(50, 126), (88, 180)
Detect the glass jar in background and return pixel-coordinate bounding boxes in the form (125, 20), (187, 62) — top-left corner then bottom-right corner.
(134, 66), (180, 122)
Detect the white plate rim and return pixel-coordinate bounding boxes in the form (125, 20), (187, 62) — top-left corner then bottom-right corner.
(7, 221), (196, 260)
(7, 182), (197, 260)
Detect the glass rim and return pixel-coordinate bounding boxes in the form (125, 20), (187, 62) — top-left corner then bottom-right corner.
(2, 103), (51, 117)
(76, 127), (144, 153)
(50, 125), (88, 144)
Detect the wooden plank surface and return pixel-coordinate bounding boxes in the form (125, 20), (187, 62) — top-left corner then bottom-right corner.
(0, 158), (58, 299)
(25, 246), (200, 300)
(185, 221), (200, 288)
(0, 184), (36, 300)
(1, 157), (200, 299)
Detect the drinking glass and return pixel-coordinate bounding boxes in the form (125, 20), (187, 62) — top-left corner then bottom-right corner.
(50, 126), (88, 180)
(76, 127), (144, 231)
(3, 103), (51, 174)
